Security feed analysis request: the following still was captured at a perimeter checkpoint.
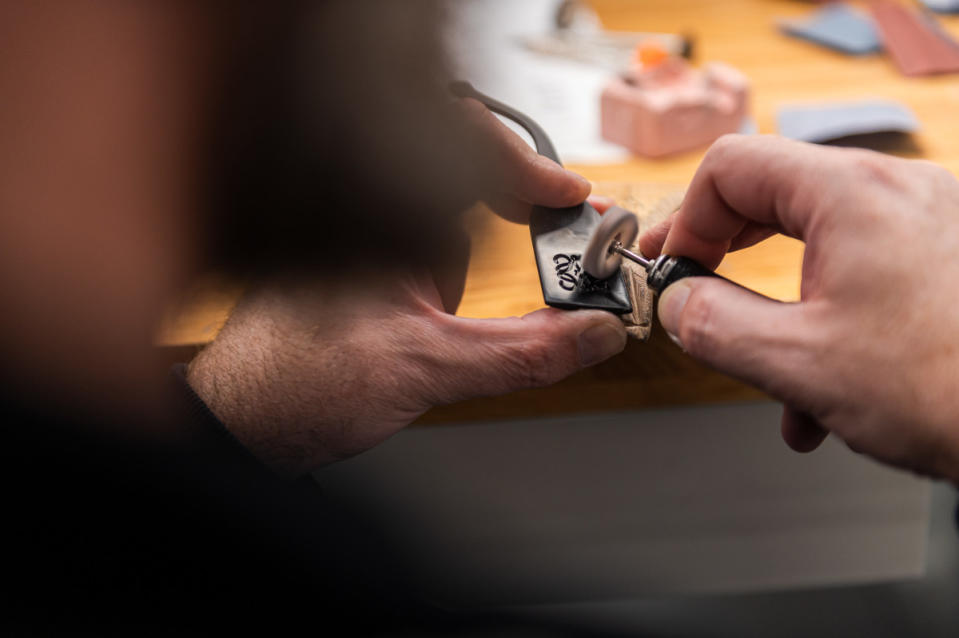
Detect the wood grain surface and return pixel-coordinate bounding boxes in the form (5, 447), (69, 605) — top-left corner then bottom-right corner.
(158, 0), (959, 423)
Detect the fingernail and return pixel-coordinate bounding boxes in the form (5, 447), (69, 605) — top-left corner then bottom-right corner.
(567, 170), (592, 195)
(578, 322), (627, 366)
(657, 280), (693, 348)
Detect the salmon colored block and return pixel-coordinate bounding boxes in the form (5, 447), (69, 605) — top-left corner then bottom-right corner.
(600, 58), (750, 158)
(870, 0), (959, 77)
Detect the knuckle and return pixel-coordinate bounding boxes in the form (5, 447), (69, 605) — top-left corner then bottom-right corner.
(507, 340), (559, 389)
(850, 151), (901, 189)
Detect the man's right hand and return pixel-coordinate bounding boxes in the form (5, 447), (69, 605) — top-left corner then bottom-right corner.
(640, 135), (959, 483)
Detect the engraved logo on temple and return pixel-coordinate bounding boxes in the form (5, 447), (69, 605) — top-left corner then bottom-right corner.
(553, 254), (612, 293)
(553, 253), (582, 291)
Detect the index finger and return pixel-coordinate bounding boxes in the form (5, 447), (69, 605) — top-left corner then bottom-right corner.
(457, 98), (591, 215)
(662, 135), (858, 269)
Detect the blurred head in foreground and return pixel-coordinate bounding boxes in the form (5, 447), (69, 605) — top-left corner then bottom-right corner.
(0, 1), (488, 424)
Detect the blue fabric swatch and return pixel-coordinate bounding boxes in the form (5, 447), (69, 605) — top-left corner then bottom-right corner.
(780, 4), (881, 55)
(777, 100), (920, 143)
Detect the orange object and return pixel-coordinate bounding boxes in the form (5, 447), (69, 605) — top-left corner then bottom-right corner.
(636, 42), (669, 68)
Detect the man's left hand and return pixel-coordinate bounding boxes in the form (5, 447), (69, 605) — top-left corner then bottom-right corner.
(187, 102), (627, 476)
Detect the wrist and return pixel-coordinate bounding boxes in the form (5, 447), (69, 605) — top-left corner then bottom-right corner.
(185, 315), (338, 477)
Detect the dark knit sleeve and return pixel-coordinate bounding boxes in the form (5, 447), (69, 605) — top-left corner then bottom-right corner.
(169, 362), (270, 472)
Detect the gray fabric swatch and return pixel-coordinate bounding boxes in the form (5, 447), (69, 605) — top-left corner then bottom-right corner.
(780, 4), (881, 55)
(921, 0), (959, 13)
(777, 100), (919, 143)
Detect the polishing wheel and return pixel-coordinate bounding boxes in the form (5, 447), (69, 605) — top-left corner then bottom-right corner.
(582, 206), (640, 279)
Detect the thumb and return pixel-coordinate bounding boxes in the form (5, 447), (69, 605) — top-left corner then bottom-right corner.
(657, 277), (820, 404)
(430, 308), (627, 403)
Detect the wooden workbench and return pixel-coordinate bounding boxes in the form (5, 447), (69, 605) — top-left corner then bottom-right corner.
(159, 0), (959, 423)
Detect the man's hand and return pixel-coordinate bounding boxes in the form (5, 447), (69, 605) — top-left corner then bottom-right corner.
(187, 102), (627, 476)
(641, 134), (959, 482)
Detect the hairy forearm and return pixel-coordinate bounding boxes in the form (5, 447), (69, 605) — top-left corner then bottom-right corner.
(186, 293), (344, 477)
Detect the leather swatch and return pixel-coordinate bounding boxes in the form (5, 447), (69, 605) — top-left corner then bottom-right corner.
(591, 184), (685, 341)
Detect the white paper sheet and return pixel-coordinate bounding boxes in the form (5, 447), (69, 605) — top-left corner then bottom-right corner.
(446, 0), (631, 164)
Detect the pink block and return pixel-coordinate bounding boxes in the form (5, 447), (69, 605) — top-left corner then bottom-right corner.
(601, 59), (750, 158)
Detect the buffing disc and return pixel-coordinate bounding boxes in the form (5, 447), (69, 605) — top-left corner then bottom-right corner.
(582, 206), (639, 279)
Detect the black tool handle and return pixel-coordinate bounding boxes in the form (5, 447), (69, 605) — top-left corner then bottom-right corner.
(646, 255), (734, 294)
